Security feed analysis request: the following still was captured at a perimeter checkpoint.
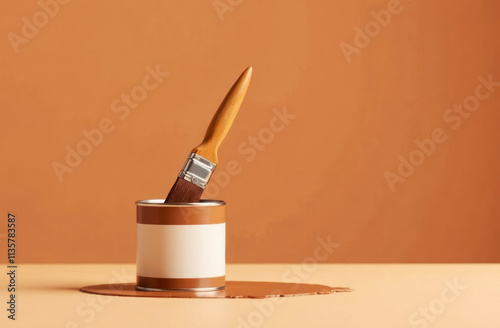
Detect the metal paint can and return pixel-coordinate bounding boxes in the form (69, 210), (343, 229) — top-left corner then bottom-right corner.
(136, 199), (225, 291)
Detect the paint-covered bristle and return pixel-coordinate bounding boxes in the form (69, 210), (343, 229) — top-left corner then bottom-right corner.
(165, 177), (204, 203)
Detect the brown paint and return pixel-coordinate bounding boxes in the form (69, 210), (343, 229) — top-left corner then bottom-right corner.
(137, 275), (225, 290)
(165, 177), (205, 204)
(137, 201), (225, 225)
(81, 281), (352, 299)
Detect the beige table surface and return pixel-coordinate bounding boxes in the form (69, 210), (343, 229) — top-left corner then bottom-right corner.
(1, 264), (498, 328)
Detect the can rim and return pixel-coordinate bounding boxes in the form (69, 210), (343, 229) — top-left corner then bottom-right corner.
(136, 199), (226, 207)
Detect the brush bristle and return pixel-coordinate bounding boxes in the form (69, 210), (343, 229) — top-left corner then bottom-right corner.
(164, 178), (204, 203)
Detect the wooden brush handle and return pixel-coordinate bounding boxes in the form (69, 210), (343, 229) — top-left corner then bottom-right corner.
(192, 67), (253, 164)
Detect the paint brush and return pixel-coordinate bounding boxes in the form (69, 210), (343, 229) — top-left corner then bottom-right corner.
(164, 66), (252, 203)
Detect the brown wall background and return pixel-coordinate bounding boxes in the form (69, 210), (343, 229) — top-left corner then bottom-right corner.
(1, 0), (499, 263)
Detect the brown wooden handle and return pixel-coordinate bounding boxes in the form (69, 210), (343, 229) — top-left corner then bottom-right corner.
(192, 67), (252, 164)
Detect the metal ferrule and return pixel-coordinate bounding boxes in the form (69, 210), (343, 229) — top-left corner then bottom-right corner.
(178, 153), (216, 189)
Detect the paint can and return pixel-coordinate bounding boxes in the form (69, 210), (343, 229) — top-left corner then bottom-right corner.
(136, 199), (225, 291)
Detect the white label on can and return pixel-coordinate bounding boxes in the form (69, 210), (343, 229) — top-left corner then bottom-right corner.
(137, 223), (225, 278)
